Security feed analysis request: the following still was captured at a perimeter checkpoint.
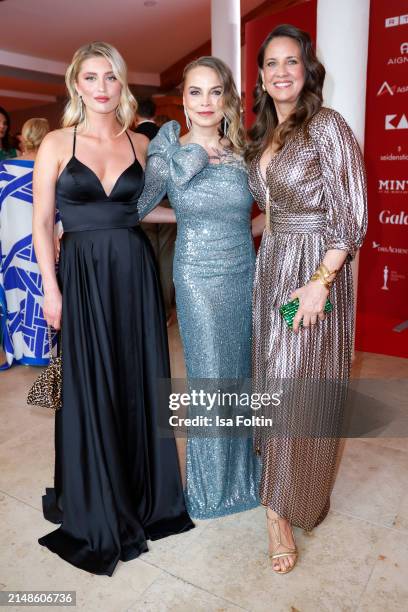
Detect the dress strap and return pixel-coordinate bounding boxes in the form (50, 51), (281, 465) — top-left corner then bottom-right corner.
(73, 125), (77, 156)
(125, 131), (136, 160)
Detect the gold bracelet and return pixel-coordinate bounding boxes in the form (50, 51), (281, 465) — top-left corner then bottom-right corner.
(310, 264), (338, 289)
(310, 273), (332, 289)
(320, 263), (338, 278)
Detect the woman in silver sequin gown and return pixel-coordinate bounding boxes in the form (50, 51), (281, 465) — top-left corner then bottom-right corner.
(138, 57), (260, 519)
(246, 26), (367, 573)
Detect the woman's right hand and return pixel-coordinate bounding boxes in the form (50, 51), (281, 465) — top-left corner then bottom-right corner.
(43, 288), (62, 330)
(54, 229), (64, 263)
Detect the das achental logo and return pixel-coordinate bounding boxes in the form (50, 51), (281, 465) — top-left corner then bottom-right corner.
(372, 241), (408, 255)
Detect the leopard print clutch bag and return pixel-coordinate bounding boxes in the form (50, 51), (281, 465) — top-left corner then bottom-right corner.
(27, 327), (62, 410)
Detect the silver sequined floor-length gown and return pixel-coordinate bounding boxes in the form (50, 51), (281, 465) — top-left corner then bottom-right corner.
(138, 121), (260, 519)
(248, 108), (367, 531)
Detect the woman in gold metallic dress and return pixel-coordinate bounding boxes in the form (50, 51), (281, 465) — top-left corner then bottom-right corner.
(246, 24), (367, 573)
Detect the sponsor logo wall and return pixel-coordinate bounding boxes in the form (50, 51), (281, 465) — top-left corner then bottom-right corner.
(356, 0), (408, 357)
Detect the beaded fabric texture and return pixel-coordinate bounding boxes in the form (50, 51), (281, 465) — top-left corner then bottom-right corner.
(138, 121), (260, 519)
(248, 108), (367, 531)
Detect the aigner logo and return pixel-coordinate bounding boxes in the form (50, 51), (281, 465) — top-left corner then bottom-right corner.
(385, 114), (408, 129)
(387, 42), (408, 64)
(379, 210), (408, 224)
(377, 82), (408, 96)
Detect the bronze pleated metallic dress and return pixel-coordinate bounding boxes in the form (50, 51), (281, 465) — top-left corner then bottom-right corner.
(248, 108), (367, 531)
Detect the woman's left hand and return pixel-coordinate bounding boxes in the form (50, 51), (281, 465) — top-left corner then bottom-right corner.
(290, 281), (329, 333)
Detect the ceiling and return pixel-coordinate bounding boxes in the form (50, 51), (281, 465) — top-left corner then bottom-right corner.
(0, 0), (265, 79)
(0, 0), (272, 112)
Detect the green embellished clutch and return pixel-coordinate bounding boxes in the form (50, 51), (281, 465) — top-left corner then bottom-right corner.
(279, 297), (333, 330)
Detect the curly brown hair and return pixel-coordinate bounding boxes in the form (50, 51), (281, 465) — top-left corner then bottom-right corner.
(245, 24), (325, 163)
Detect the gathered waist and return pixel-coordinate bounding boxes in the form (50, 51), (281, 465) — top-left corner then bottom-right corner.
(268, 211), (326, 234)
(57, 198), (140, 233)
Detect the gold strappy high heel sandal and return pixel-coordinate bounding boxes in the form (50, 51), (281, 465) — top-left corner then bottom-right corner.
(266, 510), (298, 574)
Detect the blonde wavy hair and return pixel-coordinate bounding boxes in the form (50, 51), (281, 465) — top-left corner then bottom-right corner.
(182, 56), (246, 153)
(62, 41), (137, 133)
(21, 118), (50, 151)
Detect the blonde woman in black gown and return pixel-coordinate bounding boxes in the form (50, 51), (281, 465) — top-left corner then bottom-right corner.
(33, 42), (193, 576)
(247, 25), (367, 573)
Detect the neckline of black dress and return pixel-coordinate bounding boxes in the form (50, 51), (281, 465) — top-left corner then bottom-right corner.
(57, 126), (143, 199)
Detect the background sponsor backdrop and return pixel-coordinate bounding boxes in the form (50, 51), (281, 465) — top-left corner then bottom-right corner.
(245, 0), (407, 358)
(356, 0), (408, 358)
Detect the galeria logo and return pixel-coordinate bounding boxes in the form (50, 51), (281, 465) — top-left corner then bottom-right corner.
(385, 15), (408, 27)
(377, 82), (408, 96)
(385, 114), (408, 129)
(378, 209), (408, 223)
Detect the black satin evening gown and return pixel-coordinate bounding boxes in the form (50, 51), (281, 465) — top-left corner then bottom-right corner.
(38, 127), (193, 576)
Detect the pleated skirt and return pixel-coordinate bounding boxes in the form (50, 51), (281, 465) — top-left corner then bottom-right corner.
(252, 230), (353, 531)
(38, 227), (193, 576)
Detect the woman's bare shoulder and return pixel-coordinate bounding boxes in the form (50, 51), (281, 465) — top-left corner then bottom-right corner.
(40, 127), (75, 151)
(129, 130), (148, 148)
(128, 131), (149, 164)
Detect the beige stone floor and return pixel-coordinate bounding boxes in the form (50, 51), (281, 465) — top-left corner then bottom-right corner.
(0, 326), (407, 612)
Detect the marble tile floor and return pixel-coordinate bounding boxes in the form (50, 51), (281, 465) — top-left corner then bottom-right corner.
(0, 329), (407, 612)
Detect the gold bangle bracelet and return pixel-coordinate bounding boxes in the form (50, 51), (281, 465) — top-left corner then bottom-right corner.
(320, 263), (338, 278)
(310, 273), (332, 290)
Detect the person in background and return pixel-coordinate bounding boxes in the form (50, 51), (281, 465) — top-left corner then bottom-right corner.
(134, 97), (159, 139)
(0, 118), (51, 369)
(0, 107), (19, 161)
(155, 114), (171, 128)
(14, 132), (24, 154)
(136, 98), (176, 325)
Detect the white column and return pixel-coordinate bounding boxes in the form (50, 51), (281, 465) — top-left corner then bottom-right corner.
(211, 0), (241, 89)
(317, 0), (370, 145)
(317, 0), (370, 351)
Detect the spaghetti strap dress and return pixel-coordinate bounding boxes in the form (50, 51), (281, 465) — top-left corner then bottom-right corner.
(38, 127), (193, 576)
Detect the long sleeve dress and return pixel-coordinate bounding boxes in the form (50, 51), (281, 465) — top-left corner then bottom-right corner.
(138, 121), (260, 519)
(247, 108), (367, 531)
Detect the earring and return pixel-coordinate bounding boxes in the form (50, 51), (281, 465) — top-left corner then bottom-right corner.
(79, 95), (84, 122)
(261, 82), (266, 92)
(223, 116), (229, 138)
(184, 106), (192, 130)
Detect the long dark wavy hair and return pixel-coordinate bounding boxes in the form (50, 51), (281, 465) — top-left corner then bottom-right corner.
(245, 24), (325, 163)
(0, 106), (11, 151)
